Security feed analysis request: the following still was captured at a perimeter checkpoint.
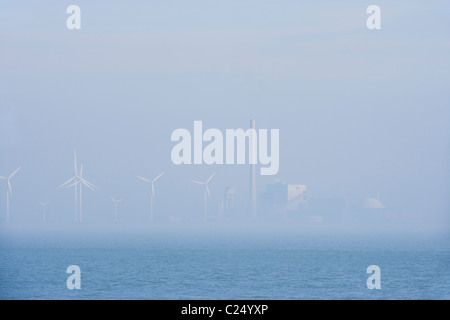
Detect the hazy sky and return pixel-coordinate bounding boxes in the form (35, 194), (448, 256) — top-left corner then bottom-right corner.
(0, 1), (449, 226)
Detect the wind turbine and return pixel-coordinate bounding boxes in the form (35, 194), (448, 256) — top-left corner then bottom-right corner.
(38, 201), (49, 223)
(76, 164), (96, 223)
(58, 150), (96, 222)
(58, 150), (79, 221)
(0, 167), (21, 224)
(137, 172), (164, 222)
(192, 172), (215, 221)
(110, 196), (123, 222)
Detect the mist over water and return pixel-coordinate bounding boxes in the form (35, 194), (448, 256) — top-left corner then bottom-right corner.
(0, 1), (449, 229)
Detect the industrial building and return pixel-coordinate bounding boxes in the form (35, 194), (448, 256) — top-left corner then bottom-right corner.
(261, 182), (308, 215)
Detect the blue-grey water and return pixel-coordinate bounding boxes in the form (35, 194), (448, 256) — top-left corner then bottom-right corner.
(0, 224), (449, 300)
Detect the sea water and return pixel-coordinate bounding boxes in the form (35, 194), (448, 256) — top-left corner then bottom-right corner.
(0, 224), (449, 300)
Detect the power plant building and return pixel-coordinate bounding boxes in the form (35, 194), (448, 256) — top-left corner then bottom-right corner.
(265, 183), (307, 206)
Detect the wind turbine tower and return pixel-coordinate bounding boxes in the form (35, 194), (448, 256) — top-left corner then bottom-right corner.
(58, 150), (97, 223)
(0, 167), (21, 224)
(77, 164), (96, 223)
(192, 172), (215, 221)
(38, 201), (49, 223)
(138, 172), (164, 222)
(110, 196), (123, 222)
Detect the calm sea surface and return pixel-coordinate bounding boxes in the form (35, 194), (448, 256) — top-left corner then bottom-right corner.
(0, 224), (449, 300)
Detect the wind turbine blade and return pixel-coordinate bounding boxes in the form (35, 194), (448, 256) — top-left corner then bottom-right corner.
(192, 180), (204, 185)
(66, 180), (80, 188)
(152, 172), (164, 182)
(80, 180), (95, 191)
(84, 178), (97, 188)
(152, 183), (155, 198)
(206, 185), (211, 198)
(206, 172), (215, 183)
(8, 180), (12, 195)
(80, 178), (96, 190)
(110, 195), (115, 202)
(57, 176), (76, 189)
(137, 176), (151, 183)
(79, 176), (97, 189)
(8, 167), (21, 179)
(84, 183), (95, 191)
(74, 150), (78, 176)
(0, 176), (6, 180)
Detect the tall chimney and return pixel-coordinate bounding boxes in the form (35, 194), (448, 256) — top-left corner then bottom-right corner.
(250, 119), (257, 218)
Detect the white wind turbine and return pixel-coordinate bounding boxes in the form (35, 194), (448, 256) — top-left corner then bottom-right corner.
(58, 150), (97, 222)
(58, 150), (79, 221)
(192, 172), (215, 221)
(38, 201), (49, 223)
(110, 196), (123, 222)
(76, 164), (96, 223)
(0, 167), (21, 224)
(137, 172), (164, 222)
